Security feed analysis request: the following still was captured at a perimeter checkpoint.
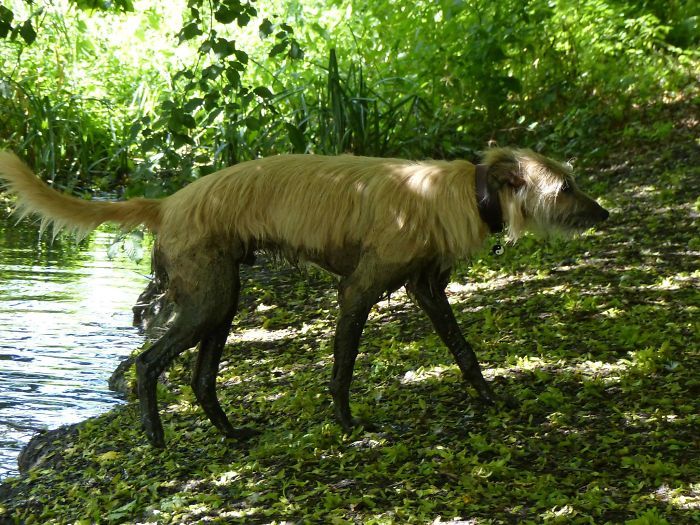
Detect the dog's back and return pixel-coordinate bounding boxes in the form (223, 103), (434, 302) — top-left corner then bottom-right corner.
(0, 153), (484, 262)
(158, 154), (486, 263)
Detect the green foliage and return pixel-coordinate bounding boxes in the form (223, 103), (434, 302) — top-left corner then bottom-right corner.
(71, 0), (134, 11)
(0, 1), (177, 190)
(108, 0), (305, 194)
(0, 4), (39, 45)
(1, 0), (697, 194)
(1, 117), (698, 524)
(0, 0), (134, 45)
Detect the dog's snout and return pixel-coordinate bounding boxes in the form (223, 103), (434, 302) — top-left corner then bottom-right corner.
(598, 205), (610, 222)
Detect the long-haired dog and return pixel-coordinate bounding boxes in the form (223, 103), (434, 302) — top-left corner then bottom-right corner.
(0, 149), (609, 447)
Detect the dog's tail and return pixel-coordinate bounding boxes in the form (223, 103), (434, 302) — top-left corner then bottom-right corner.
(0, 151), (162, 238)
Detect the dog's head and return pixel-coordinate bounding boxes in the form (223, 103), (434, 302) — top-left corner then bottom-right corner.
(483, 148), (609, 240)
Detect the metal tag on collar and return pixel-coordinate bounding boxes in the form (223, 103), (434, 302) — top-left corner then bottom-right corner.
(491, 235), (505, 256)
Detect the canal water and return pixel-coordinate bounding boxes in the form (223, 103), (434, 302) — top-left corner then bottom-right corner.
(0, 212), (148, 479)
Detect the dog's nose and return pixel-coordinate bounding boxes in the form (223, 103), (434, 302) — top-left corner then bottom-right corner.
(599, 206), (610, 222)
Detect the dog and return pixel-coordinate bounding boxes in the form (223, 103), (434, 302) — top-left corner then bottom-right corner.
(0, 149), (609, 447)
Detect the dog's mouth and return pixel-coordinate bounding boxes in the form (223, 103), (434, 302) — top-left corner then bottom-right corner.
(559, 204), (610, 232)
(569, 215), (608, 230)
(532, 208), (609, 239)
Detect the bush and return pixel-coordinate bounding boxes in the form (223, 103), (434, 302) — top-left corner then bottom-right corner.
(1, 0), (697, 193)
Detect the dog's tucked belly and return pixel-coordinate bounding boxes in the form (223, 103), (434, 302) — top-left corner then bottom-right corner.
(250, 241), (363, 277)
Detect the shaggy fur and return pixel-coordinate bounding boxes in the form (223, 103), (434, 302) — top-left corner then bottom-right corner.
(0, 149), (609, 447)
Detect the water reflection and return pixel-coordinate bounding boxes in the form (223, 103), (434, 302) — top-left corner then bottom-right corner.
(0, 212), (148, 479)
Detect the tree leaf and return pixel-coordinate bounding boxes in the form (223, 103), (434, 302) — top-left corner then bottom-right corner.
(288, 40), (304, 60)
(253, 86), (274, 99)
(171, 131), (194, 148)
(0, 5), (13, 38)
(215, 6), (236, 24)
(181, 114), (197, 129)
(234, 49), (248, 64)
(184, 97), (204, 112)
(212, 38), (235, 58)
(0, 20), (11, 39)
(19, 20), (36, 45)
(285, 123), (306, 153)
(178, 21), (203, 42)
(259, 18), (273, 38)
(225, 68), (240, 88)
(202, 64), (224, 81)
(269, 41), (288, 57)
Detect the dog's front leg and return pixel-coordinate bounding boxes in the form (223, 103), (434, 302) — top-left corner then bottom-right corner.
(407, 268), (495, 404)
(329, 263), (402, 431)
(330, 299), (373, 431)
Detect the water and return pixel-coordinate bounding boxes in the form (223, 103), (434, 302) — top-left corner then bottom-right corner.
(0, 213), (149, 479)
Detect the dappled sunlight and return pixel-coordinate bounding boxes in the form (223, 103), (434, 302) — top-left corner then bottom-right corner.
(388, 352), (647, 389)
(228, 326), (295, 344)
(484, 351), (682, 387)
(400, 365), (451, 385)
(651, 483), (700, 511)
(0, 0), (697, 519)
(446, 271), (539, 296)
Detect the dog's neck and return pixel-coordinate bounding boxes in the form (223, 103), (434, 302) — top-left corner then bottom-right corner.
(475, 164), (504, 234)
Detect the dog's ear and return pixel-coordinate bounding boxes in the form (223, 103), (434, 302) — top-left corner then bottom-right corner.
(489, 161), (526, 190)
(482, 148), (527, 190)
(501, 168), (526, 189)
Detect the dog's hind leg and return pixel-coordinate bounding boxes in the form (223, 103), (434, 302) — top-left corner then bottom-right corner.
(191, 320), (234, 435)
(407, 266), (495, 404)
(135, 245), (240, 447)
(136, 315), (203, 447)
(190, 266), (259, 441)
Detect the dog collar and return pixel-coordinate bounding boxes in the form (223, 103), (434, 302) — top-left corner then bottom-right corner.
(475, 163), (504, 234)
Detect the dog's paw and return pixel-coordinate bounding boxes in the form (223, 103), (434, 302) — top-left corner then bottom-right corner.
(144, 426), (166, 448)
(497, 393), (519, 410)
(228, 426), (260, 441)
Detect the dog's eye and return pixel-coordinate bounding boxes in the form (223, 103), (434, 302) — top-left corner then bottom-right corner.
(561, 180), (573, 193)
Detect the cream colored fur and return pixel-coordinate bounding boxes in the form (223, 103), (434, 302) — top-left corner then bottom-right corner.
(0, 149), (576, 266)
(484, 148), (576, 240)
(0, 151), (160, 239)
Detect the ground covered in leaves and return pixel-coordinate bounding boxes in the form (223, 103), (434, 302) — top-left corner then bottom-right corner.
(0, 106), (698, 524)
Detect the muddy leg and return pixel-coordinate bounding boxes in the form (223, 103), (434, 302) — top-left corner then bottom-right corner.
(191, 321), (235, 434)
(190, 268), (259, 441)
(407, 267), (495, 403)
(330, 297), (374, 431)
(329, 263), (406, 431)
(135, 245), (241, 447)
(136, 316), (202, 447)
